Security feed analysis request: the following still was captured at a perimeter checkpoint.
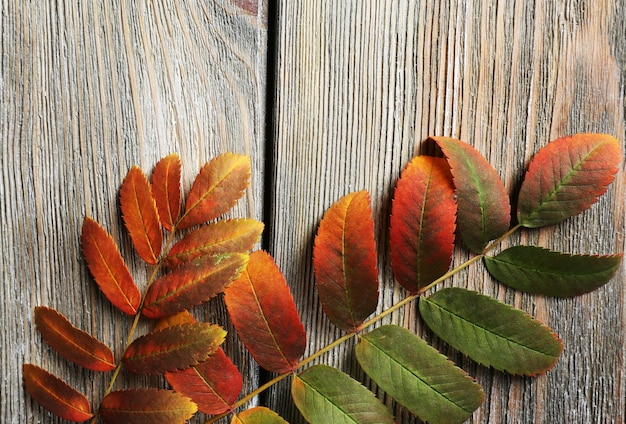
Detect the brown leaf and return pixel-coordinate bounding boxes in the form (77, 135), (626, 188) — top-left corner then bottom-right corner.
(152, 153), (182, 231)
(100, 389), (197, 424)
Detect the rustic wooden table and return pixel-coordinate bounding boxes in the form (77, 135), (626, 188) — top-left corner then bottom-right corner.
(2, 1), (625, 423)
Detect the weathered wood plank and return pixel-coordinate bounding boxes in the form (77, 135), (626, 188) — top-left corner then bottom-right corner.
(1, 1), (266, 422)
(270, 1), (625, 423)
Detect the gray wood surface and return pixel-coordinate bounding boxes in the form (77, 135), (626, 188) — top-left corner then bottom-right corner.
(2, 0), (625, 423)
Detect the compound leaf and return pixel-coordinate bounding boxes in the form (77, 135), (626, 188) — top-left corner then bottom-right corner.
(420, 288), (563, 375)
(430, 136), (511, 253)
(356, 325), (484, 424)
(517, 134), (621, 228)
(23, 364), (93, 422)
(34, 306), (115, 372)
(232, 406), (289, 424)
(224, 250), (306, 373)
(291, 364), (394, 424)
(81, 217), (141, 315)
(99, 389), (197, 424)
(313, 191), (379, 332)
(390, 156), (457, 293)
(152, 153), (182, 231)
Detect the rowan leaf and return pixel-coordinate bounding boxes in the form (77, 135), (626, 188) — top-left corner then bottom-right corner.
(142, 253), (249, 319)
(178, 153), (251, 229)
(390, 156), (457, 293)
(120, 166), (163, 264)
(517, 134), (621, 228)
(164, 219), (263, 268)
(122, 322), (226, 374)
(34, 306), (115, 372)
(484, 246), (623, 297)
(152, 153), (182, 231)
(81, 217), (141, 315)
(99, 389), (197, 424)
(356, 325), (484, 424)
(291, 364), (394, 424)
(419, 288), (563, 375)
(313, 191), (379, 332)
(430, 136), (511, 253)
(23, 364), (93, 422)
(232, 406), (289, 424)
(224, 250), (306, 373)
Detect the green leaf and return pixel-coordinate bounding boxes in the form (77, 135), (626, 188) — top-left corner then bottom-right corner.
(232, 406), (289, 424)
(419, 288), (563, 375)
(485, 246), (623, 297)
(517, 134), (621, 228)
(356, 325), (484, 424)
(291, 364), (394, 424)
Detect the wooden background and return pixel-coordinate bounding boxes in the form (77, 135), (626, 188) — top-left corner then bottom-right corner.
(2, 1), (625, 423)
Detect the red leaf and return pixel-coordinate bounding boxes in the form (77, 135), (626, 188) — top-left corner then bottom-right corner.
(142, 253), (249, 319)
(178, 153), (251, 229)
(164, 219), (263, 268)
(390, 156), (457, 293)
(81, 217), (141, 315)
(122, 322), (226, 374)
(152, 153), (182, 231)
(517, 134), (621, 228)
(313, 191), (379, 332)
(23, 364), (93, 422)
(100, 389), (197, 424)
(430, 137), (511, 253)
(35, 306), (115, 372)
(224, 250), (306, 373)
(120, 166), (163, 264)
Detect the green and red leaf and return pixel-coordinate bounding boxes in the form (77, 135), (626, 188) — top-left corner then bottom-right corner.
(99, 389), (197, 424)
(81, 217), (141, 315)
(152, 153), (182, 231)
(313, 191), (379, 332)
(164, 219), (263, 268)
(517, 134), (621, 228)
(390, 156), (457, 293)
(34, 306), (115, 372)
(430, 136), (511, 253)
(23, 364), (93, 422)
(224, 250), (306, 373)
(419, 288), (563, 375)
(142, 253), (249, 318)
(120, 166), (163, 264)
(232, 406), (289, 424)
(122, 322), (226, 374)
(484, 246), (623, 297)
(178, 153), (251, 229)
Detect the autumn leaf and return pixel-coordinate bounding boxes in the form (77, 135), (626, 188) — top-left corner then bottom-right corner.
(390, 156), (457, 293)
(34, 306), (115, 372)
(120, 166), (163, 264)
(122, 322), (226, 374)
(81, 217), (141, 315)
(517, 134), (621, 228)
(313, 191), (379, 332)
(99, 389), (197, 424)
(164, 219), (263, 268)
(142, 253), (249, 318)
(430, 136), (511, 253)
(224, 250), (306, 373)
(152, 153), (182, 231)
(232, 406), (289, 424)
(177, 153), (251, 229)
(419, 288), (563, 375)
(23, 364), (93, 422)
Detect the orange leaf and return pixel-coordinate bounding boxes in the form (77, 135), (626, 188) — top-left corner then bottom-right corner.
(152, 153), (182, 231)
(81, 217), (141, 315)
(35, 306), (115, 372)
(313, 191), (379, 332)
(23, 364), (93, 422)
(120, 166), (163, 264)
(164, 219), (263, 268)
(224, 250), (306, 373)
(177, 153), (251, 229)
(154, 310), (196, 331)
(142, 253), (249, 319)
(100, 389), (197, 424)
